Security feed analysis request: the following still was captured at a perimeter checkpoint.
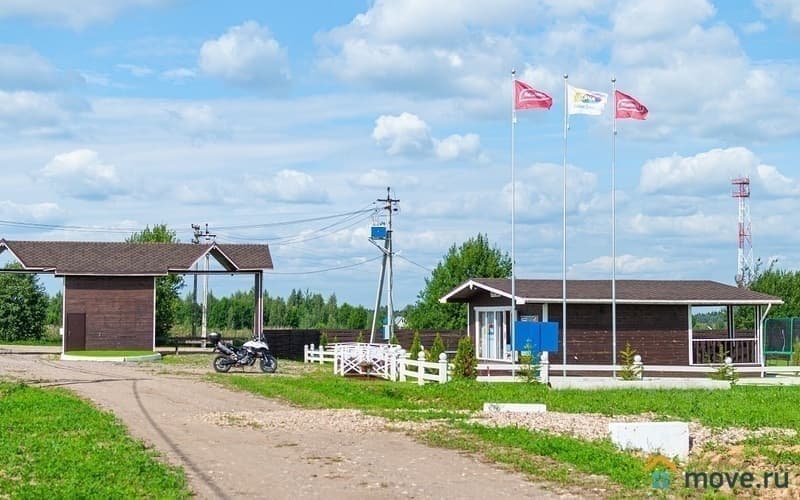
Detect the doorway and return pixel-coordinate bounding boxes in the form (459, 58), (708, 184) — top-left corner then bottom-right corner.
(65, 313), (86, 351)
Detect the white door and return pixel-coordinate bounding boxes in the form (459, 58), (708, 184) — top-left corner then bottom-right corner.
(478, 310), (506, 359)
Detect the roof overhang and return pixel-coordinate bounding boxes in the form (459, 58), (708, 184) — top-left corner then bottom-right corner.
(440, 279), (784, 306)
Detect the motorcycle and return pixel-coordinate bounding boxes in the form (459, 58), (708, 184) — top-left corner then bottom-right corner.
(208, 332), (277, 374)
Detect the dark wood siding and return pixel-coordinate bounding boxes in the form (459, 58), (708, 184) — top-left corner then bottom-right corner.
(65, 276), (154, 350)
(466, 291), (690, 365)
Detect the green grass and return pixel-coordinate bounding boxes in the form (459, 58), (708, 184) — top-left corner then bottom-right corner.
(0, 325), (62, 346)
(210, 363), (800, 429)
(0, 382), (190, 498)
(64, 350), (156, 357)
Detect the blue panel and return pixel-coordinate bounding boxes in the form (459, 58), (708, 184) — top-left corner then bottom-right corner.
(540, 322), (559, 352)
(513, 321), (560, 353)
(371, 226), (387, 239)
(514, 321), (540, 352)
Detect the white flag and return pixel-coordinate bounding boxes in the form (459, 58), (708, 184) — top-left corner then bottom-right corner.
(567, 84), (608, 115)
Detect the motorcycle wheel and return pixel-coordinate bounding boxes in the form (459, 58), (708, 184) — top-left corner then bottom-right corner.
(259, 354), (277, 373)
(213, 355), (232, 373)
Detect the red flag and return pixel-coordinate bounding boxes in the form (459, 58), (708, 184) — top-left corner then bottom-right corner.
(514, 79), (552, 110)
(615, 90), (648, 120)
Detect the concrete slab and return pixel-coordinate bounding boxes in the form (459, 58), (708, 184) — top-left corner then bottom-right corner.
(609, 421), (690, 461)
(483, 403), (546, 413)
(60, 353), (162, 363)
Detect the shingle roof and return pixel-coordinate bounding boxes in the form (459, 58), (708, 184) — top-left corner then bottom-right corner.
(0, 240), (273, 276)
(441, 278), (782, 305)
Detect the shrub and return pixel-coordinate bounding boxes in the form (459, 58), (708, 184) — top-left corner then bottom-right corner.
(389, 331), (398, 345)
(517, 341), (541, 383)
(319, 331), (329, 349)
(709, 345), (738, 386)
(451, 336), (477, 380)
(355, 331), (364, 343)
(791, 339), (800, 366)
(427, 333), (445, 362)
(618, 343), (641, 381)
(409, 331), (423, 358)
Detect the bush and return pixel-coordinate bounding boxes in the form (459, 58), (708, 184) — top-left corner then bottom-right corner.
(618, 343), (641, 381)
(389, 331), (398, 345)
(517, 341), (541, 383)
(451, 336), (477, 380)
(355, 331), (364, 343)
(409, 331), (423, 358)
(319, 331), (329, 349)
(709, 345), (738, 386)
(0, 265), (48, 342)
(427, 333), (445, 362)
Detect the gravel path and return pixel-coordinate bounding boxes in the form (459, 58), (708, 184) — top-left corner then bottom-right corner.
(0, 354), (567, 499)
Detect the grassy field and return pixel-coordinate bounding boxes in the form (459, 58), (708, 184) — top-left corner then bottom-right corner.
(0, 382), (190, 498)
(0, 325), (62, 346)
(196, 359), (800, 496)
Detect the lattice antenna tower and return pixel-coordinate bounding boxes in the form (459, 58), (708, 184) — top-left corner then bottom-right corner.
(731, 176), (753, 286)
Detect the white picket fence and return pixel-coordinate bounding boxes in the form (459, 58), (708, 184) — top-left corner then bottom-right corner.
(304, 343), (452, 384)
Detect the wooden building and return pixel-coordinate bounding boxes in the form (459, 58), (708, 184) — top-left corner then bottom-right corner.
(440, 278), (782, 366)
(0, 240), (272, 352)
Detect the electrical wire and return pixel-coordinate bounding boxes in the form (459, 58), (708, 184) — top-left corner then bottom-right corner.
(395, 254), (433, 273)
(214, 207), (376, 230)
(267, 255), (382, 275)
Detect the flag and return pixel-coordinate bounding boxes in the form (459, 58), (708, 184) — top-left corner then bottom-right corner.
(615, 90), (648, 120)
(514, 79), (552, 110)
(567, 84), (608, 115)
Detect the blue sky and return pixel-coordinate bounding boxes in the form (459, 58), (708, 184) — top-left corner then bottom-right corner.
(1, 0), (799, 307)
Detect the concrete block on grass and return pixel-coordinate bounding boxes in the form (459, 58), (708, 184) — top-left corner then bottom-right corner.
(609, 421), (689, 460)
(483, 403), (546, 413)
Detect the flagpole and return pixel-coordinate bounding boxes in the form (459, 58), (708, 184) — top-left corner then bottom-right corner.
(511, 69), (517, 360)
(562, 73), (568, 377)
(611, 77), (618, 378)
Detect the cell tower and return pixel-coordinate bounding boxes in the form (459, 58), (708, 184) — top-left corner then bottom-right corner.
(731, 176), (753, 286)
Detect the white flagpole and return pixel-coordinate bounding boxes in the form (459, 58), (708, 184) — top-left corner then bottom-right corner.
(611, 77), (618, 378)
(562, 73), (568, 377)
(511, 69), (517, 359)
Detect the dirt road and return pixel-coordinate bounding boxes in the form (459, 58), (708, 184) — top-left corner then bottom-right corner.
(0, 354), (568, 499)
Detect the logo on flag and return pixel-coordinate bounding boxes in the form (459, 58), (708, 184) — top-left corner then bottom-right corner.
(615, 90), (648, 120)
(567, 84), (608, 115)
(514, 80), (552, 110)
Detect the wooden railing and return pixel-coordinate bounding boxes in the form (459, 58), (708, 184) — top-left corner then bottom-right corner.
(692, 338), (757, 364)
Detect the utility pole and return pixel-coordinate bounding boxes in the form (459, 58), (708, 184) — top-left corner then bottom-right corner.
(198, 224), (215, 345)
(369, 187), (399, 343)
(191, 224), (201, 338)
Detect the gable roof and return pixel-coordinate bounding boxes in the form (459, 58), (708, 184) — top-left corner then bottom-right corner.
(440, 278), (782, 305)
(0, 240), (273, 276)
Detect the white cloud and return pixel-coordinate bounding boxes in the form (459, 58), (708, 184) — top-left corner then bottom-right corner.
(639, 147), (800, 197)
(611, 0), (715, 39)
(199, 21), (289, 90)
(372, 112), (433, 156)
(741, 21), (766, 34)
(570, 254), (666, 275)
(757, 0), (800, 25)
(0, 0), (170, 29)
(504, 163), (599, 221)
(0, 200), (61, 221)
(167, 104), (229, 142)
(434, 134), (483, 161)
(0, 90), (88, 136)
(116, 63), (153, 77)
(354, 169), (419, 189)
(40, 149), (123, 200)
(247, 169), (330, 204)
(629, 212), (730, 242)
(372, 112), (483, 161)
(161, 67), (196, 83)
(0, 45), (79, 90)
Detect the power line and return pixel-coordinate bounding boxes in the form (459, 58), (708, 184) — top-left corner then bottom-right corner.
(267, 255), (382, 275)
(395, 254), (433, 273)
(214, 208), (376, 230)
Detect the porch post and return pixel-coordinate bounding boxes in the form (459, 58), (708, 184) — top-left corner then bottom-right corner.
(688, 305), (694, 365)
(254, 271), (264, 340)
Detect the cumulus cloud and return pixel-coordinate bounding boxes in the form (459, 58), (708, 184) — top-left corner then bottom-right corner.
(167, 104), (229, 142)
(247, 169), (330, 204)
(372, 112), (483, 161)
(611, 0), (715, 39)
(354, 169), (419, 189)
(639, 147), (800, 197)
(503, 163), (599, 222)
(0, 200), (61, 221)
(0, 90), (88, 136)
(0, 0), (170, 29)
(629, 212), (730, 242)
(757, 0), (800, 25)
(199, 21), (289, 90)
(570, 254), (666, 275)
(40, 149), (123, 200)
(0, 45), (80, 90)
